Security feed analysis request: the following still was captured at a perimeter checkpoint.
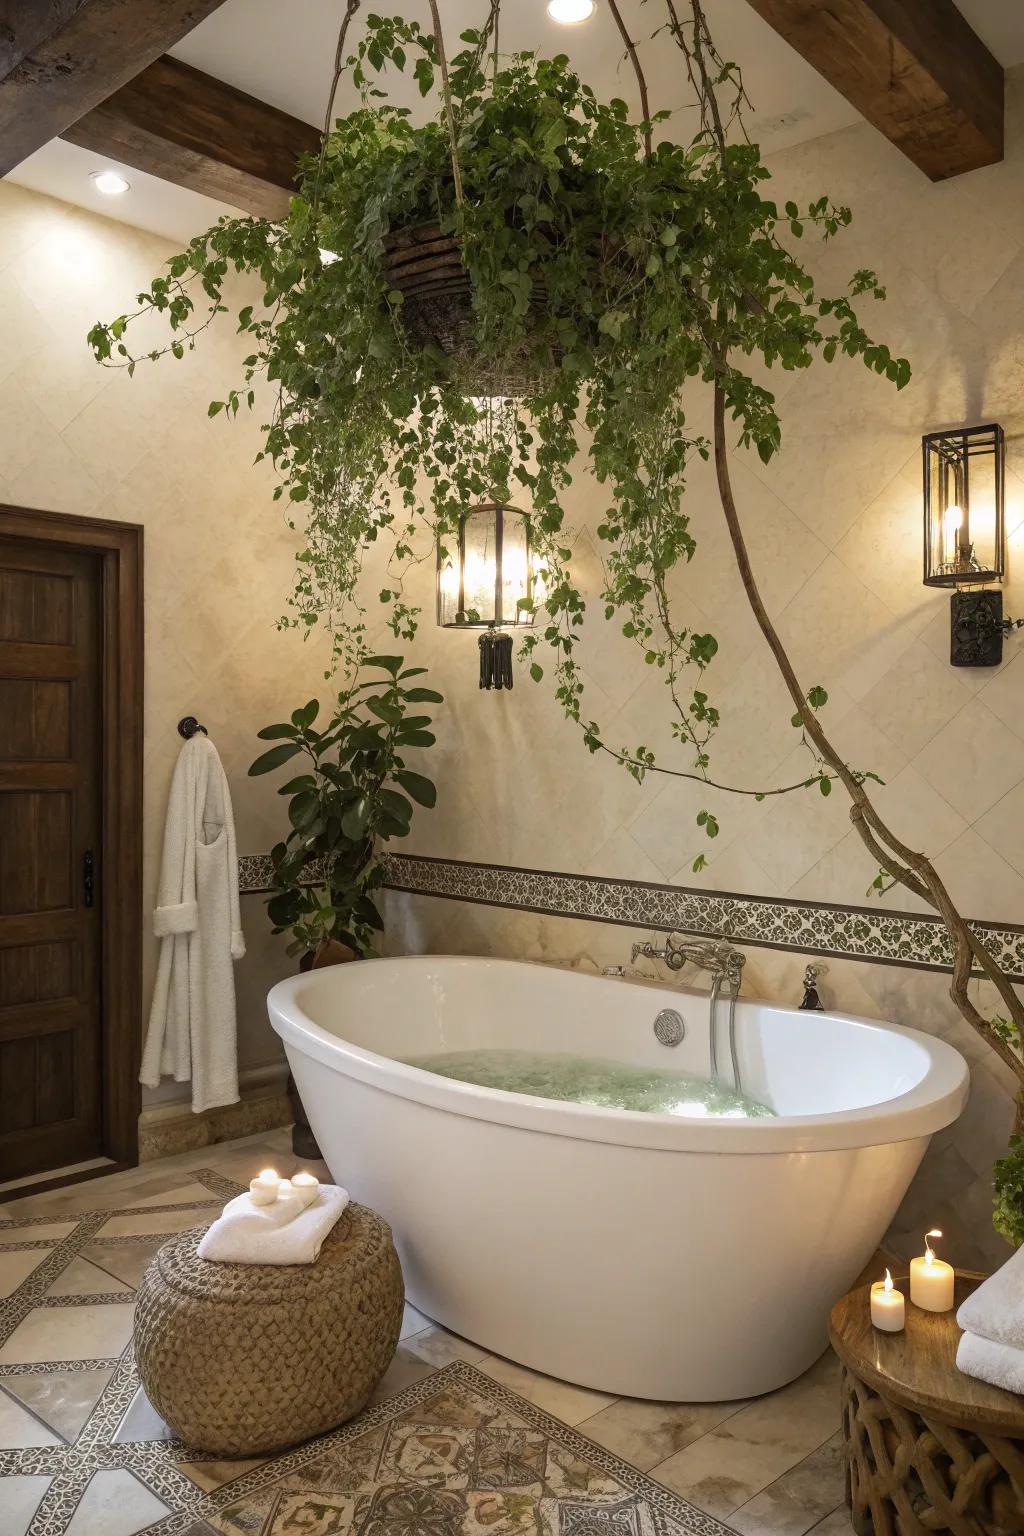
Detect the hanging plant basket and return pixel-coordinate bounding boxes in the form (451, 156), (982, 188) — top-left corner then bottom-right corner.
(381, 220), (561, 397)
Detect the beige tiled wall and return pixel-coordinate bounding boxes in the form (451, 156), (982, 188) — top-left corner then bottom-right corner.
(369, 72), (1024, 1266)
(0, 180), (331, 1105)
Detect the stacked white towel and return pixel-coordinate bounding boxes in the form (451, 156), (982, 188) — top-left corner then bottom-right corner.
(955, 1247), (1024, 1394)
(197, 1184), (350, 1266)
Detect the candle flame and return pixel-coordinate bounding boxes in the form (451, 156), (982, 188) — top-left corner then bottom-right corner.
(258, 1168), (278, 1181)
(884, 1269), (893, 1293)
(925, 1228), (942, 1265)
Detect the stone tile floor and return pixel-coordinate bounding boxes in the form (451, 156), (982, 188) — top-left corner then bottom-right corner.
(0, 1130), (848, 1535)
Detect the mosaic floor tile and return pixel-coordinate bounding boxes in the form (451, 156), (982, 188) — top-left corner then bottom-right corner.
(0, 1149), (844, 1536)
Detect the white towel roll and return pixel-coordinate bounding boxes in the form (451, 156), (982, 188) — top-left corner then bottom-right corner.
(197, 1185), (350, 1265)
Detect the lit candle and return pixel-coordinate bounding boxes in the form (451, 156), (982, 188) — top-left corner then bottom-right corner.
(249, 1168), (280, 1206)
(870, 1269), (905, 1333)
(291, 1171), (320, 1209)
(909, 1229), (954, 1313)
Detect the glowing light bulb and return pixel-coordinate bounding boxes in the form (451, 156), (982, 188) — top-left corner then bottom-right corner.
(547, 0), (595, 21)
(943, 506), (962, 565)
(90, 170), (130, 196)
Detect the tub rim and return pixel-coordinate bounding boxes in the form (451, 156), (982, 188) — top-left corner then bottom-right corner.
(267, 954), (969, 1155)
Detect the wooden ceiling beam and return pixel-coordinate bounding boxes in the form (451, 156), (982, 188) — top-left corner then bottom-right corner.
(742, 0), (1003, 180)
(60, 56), (321, 218)
(0, 0), (229, 176)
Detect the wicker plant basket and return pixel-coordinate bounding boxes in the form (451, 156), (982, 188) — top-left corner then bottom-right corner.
(381, 221), (560, 396)
(134, 1202), (404, 1456)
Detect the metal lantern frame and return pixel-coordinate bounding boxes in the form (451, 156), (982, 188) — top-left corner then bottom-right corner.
(922, 422), (1004, 589)
(435, 502), (539, 629)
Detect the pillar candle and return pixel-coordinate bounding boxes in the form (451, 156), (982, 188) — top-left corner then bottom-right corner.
(909, 1229), (954, 1313)
(870, 1270), (905, 1333)
(249, 1168), (280, 1206)
(291, 1171), (320, 1209)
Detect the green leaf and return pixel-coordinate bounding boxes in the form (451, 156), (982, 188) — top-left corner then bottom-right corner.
(249, 742), (303, 775)
(401, 687), (443, 703)
(396, 729), (435, 748)
(291, 698), (320, 729)
(363, 654), (403, 674)
(256, 723), (298, 740)
(395, 770), (436, 807)
(341, 796), (370, 839)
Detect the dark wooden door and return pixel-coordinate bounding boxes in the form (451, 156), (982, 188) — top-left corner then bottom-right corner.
(0, 538), (103, 1179)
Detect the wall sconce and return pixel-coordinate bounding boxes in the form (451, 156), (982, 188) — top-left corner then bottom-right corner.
(436, 503), (544, 690)
(923, 423), (1018, 666)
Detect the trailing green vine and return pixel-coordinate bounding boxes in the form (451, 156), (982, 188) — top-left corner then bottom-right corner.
(89, 13), (903, 853)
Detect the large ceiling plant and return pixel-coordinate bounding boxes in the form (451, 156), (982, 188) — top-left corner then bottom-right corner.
(88, 0), (1024, 1241)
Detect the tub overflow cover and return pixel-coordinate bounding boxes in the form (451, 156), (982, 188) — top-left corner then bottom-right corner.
(653, 1009), (685, 1047)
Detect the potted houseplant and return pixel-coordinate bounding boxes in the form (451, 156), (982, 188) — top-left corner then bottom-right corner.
(250, 652), (441, 1151)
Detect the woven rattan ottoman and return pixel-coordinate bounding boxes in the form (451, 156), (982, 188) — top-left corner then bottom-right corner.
(134, 1201), (404, 1456)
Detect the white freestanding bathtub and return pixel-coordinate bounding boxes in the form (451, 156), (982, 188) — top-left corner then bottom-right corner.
(268, 955), (968, 1400)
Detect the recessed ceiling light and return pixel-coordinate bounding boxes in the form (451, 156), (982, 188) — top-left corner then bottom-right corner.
(91, 169), (130, 196)
(547, 0), (595, 22)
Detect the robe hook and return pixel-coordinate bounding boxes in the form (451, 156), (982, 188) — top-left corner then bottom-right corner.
(177, 716), (208, 740)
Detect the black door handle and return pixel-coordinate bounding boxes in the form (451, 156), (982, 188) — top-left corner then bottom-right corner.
(83, 850), (95, 909)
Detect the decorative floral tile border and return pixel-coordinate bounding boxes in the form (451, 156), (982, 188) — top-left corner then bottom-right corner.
(236, 851), (1024, 980)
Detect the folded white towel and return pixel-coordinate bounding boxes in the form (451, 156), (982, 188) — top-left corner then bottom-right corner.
(956, 1246), (1024, 1350)
(956, 1328), (1024, 1395)
(197, 1185), (350, 1265)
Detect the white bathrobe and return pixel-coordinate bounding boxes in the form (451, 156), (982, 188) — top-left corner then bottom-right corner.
(140, 735), (245, 1113)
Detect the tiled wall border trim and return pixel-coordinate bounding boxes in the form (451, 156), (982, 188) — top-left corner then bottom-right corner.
(237, 851), (1024, 980)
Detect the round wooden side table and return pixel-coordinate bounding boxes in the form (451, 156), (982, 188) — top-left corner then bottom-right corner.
(829, 1273), (1024, 1536)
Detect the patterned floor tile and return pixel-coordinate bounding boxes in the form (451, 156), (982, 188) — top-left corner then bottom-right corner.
(0, 1143), (845, 1536)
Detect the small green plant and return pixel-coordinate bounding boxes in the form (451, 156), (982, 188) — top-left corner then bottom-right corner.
(249, 655), (441, 959)
(994, 1136), (1024, 1248)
